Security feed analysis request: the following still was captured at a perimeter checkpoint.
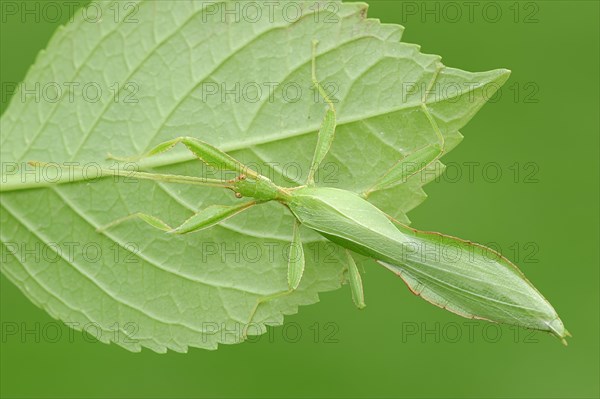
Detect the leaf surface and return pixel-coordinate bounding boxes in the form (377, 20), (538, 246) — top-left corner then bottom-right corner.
(0, 0), (508, 351)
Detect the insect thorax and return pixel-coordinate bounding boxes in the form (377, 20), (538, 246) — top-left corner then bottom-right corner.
(233, 175), (289, 202)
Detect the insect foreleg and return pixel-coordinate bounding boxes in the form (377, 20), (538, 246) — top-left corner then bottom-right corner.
(27, 161), (230, 188)
(109, 136), (259, 180)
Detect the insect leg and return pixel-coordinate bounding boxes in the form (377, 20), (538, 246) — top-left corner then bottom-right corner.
(27, 161), (231, 188)
(96, 212), (172, 233)
(109, 136), (259, 179)
(307, 39), (337, 185)
(346, 250), (366, 309)
(170, 201), (257, 234)
(362, 142), (443, 197)
(107, 137), (185, 162)
(362, 64), (446, 198)
(97, 201), (257, 234)
(287, 219), (305, 290)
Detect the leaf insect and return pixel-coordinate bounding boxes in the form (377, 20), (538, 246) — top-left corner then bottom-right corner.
(30, 40), (568, 344)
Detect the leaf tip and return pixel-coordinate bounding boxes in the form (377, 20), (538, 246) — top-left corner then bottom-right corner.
(494, 68), (512, 86)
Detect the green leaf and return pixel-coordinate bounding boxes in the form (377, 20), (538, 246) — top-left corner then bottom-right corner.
(0, 0), (508, 352)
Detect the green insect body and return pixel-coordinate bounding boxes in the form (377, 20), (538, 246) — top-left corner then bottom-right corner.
(28, 40), (568, 344)
(287, 186), (566, 339)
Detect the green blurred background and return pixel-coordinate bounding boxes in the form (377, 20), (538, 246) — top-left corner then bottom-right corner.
(1, 1), (598, 398)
